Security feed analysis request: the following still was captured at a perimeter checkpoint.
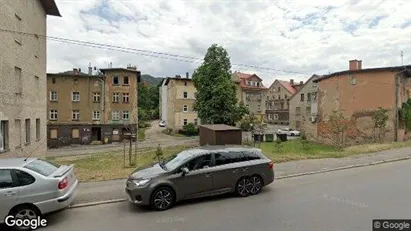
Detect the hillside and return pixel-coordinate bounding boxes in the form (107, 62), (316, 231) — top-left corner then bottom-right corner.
(141, 74), (163, 86)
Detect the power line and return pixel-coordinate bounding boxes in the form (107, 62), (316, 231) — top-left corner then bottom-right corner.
(0, 28), (308, 75)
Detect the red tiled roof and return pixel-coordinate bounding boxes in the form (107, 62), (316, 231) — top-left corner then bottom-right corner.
(278, 80), (297, 94)
(233, 72), (267, 89)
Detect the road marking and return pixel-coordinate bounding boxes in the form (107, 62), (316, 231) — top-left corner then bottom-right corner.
(323, 194), (368, 208)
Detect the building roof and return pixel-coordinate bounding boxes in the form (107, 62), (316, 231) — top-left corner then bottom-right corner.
(99, 68), (141, 73)
(288, 74), (321, 101)
(47, 71), (93, 77)
(40, 0), (61, 17)
(162, 77), (192, 85)
(314, 65), (411, 83)
(200, 124), (241, 131)
(278, 80), (298, 94)
(233, 72), (267, 90)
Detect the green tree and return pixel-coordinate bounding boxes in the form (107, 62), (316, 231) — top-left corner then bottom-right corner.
(192, 44), (247, 125)
(372, 107), (389, 142)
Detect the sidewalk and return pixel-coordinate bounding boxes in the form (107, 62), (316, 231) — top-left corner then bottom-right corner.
(70, 146), (411, 207)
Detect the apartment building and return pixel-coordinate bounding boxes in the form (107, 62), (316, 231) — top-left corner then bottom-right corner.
(265, 79), (302, 125)
(232, 72), (267, 122)
(0, 0), (61, 157)
(159, 74), (199, 132)
(47, 66), (140, 148)
(288, 75), (320, 131)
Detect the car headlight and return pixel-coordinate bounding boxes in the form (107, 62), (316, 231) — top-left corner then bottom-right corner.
(133, 179), (150, 187)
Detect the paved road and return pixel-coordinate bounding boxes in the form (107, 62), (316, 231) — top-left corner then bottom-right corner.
(32, 159), (411, 231)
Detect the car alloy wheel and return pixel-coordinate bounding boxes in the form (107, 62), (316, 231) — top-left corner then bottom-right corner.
(236, 177), (250, 197)
(151, 187), (175, 211)
(10, 206), (40, 231)
(247, 175), (263, 195)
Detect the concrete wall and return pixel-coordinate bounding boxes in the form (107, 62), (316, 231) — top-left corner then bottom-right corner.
(0, 0), (47, 158)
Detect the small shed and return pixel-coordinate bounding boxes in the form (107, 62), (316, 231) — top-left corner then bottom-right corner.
(199, 124), (242, 146)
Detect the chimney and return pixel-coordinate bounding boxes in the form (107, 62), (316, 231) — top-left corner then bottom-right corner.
(186, 72), (189, 79)
(290, 79), (294, 85)
(300, 81), (303, 85)
(73, 68), (79, 75)
(88, 62), (92, 75)
(349, 60), (362, 71)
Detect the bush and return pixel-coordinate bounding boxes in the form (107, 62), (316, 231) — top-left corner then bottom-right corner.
(138, 121), (150, 128)
(180, 123), (199, 136)
(162, 128), (174, 135)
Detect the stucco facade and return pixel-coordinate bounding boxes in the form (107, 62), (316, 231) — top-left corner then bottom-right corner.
(0, 0), (60, 157)
(46, 67), (140, 147)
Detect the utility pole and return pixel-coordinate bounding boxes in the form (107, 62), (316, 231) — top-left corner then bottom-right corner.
(401, 51), (404, 66)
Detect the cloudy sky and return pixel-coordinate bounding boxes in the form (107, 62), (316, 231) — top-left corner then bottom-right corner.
(47, 0), (411, 87)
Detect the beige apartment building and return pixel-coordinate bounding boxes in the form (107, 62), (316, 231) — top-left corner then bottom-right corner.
(0, 0), (61, 157)
(159, 74), (199, 132)
(47, 66), (140, 147)
(288, 75), (320, 131)
(232, 72), (267, 122)
(265, 79), (302, 125)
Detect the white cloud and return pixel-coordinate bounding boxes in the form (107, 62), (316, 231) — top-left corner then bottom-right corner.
(47, 0), (411, 87)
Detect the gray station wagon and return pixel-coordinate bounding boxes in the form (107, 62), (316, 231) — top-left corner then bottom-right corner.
(0, 158), (78, 229)
(125, 146), (275, 211)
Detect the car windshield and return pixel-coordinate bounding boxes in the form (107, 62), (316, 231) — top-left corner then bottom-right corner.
(164, 151), (192, 170)
(24, 159), (61, 176)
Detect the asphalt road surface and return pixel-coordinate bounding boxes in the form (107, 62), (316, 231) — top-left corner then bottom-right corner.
(7, 160), (411, 231)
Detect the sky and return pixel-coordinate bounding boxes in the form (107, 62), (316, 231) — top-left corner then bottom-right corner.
(47, 0), (411, 87)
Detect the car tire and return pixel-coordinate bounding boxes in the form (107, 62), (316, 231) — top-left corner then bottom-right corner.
(247, 175), (264, 195)
(150, 186), (175, 211)
(290, 133), (295, 136)
(9, 205), (40, 231)
(235, 177), (250, 197)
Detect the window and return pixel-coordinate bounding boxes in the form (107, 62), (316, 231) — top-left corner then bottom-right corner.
(49, 110), (58, 120)
(112, 93), (120, 103)
(74, 79), (78, 85)
(278, 95), (281, 99)
(306, 106), (311, 115)
(350, 76), (357, 85)
(183, 105), (188, 112)
(228, 152), (248, 163)
(194, 119), (198, 125)
(93, 111), (100, 120)
(183, 92), (188, 98)
(14, 119), (21, 148)
(257, 105), (261, 111)
(0, 170), (13, 188)
(72, 110), (80, 120)
(268, 114), (272, 120)
(296, 107), (301, 116)
(15, 67), (22, 94)
(14, 13), (22, 45)
(24, 159), (60, 177)
(0, 121), (9, 152)
(52, 78), (56, 84)
(122, 93), (129, 103)
(113, 76), (119, 85)
(72, 128), (79, 139)
(50, 128), (58, 139)
(93, 92), (101, 102)
(285, 94), (288, 99)
(185, 154), (212, 171)
(50, 91), (57, 101)
(312, 92), (318, 101)
(36, 119), (40, 141)
(312, 82), (317, 88)
(15, 170), (35, 186)
(123, 76), (129, 85)
(112, 111), (120, 120)
(72, 92), (80, 102)
(25, 119), (30, 144)
(123, 111), (130, 120)
(274, 114), (279, 120)
(277, 87), (281, 92)
(300, 94), (304, 102)
(243, 151), (262, 161)
(183, 119), (188, 125)
(307, 93), (311, 102)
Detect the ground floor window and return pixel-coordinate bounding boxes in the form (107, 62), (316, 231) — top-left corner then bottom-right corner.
(194, 119), (198, 125)
(72, 128), (80, 139)
(183, 119), (188, 125)
(0, 121), (9, 152)
(273, 114), (279, 120)
(50, 128), (58, 139)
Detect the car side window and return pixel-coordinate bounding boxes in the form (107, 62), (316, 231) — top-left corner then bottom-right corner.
(229, 152), (248, 163)
(215, 153), (229, 166)
(0, 169), (14, 189)
(186, 154), (212, 171)
(243, 151), (261, 161)
(15, 170), (36, 187)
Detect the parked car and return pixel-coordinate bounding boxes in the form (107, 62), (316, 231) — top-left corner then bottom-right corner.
(125, 146), (274, 211)
(0, 158), (78, 229)
(159, 121), (166, 127)
(277, 128), (300, 136)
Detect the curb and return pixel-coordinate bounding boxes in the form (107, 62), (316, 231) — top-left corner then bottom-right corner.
(68, 156), (411, 209)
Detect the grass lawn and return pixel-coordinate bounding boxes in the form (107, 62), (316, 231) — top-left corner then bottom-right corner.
(137, 128), (146, 142)
(258, 139), (411, 163)
(48, 145), (191, 182)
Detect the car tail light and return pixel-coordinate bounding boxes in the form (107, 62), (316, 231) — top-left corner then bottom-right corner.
(268, 162), (274, 169)
(58, 177), (68, 190)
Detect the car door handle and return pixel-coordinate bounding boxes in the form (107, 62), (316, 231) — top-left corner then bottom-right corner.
(205, 173), (212, 178)
(4, 191), (16, 197)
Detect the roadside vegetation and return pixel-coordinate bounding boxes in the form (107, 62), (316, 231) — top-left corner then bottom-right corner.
(162, 123), (199, 137)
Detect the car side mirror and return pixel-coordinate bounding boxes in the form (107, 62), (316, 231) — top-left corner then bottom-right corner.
(181, 167), (189, 176)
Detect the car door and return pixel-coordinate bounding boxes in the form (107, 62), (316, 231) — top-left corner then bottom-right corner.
(211, 151), (243, 192)
(170, 154), (213, 199)
(0, 169), (18, 223)
(13, 169), (38, 204)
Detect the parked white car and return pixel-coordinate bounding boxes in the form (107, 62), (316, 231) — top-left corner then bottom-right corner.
(159, 121), (166, 127)
(277, 128), (300, 136)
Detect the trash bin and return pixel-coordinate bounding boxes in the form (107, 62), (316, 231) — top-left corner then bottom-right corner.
(276, 133), (288, 142)
(265, 134), (274, 142)
(253, 134), (264, 142)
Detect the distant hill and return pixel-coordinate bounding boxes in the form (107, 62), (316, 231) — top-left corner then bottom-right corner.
(141, 74), (163, 86)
